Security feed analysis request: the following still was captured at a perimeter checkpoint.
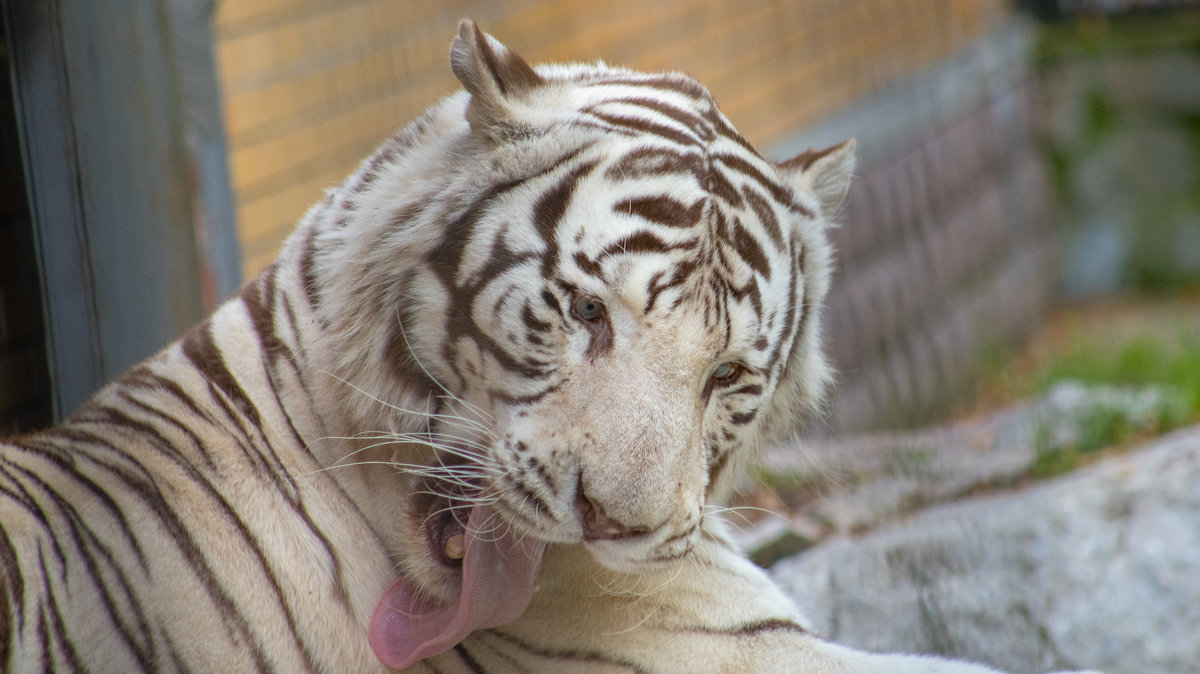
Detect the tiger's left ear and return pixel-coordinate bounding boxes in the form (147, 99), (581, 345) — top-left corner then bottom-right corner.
(777, 138), (857, 216)
(450, 19), (546, 138)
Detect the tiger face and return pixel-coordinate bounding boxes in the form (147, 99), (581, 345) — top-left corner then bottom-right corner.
(410, 137), (804, 575)
(308, 23), (853, 649)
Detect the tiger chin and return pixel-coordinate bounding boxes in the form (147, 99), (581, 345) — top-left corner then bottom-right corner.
(0, 18), (1095, 674)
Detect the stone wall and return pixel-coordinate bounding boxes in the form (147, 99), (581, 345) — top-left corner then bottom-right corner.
(777, 22), (1057, 432)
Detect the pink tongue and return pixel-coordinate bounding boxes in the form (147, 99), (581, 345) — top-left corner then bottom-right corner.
(368, 506), (546, 669)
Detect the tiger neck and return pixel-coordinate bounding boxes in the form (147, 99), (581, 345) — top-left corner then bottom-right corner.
(233, 226), (430, 555)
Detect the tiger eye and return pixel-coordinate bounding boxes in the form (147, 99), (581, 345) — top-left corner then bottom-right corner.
(712, 362), (742, 383)
(572, 295), (606, 322)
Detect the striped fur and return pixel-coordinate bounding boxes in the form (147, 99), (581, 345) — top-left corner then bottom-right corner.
(0, 21), (1018, 673)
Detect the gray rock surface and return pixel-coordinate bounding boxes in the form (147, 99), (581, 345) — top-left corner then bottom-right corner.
(753, 381), (1188, 538)
(769, 424), (1200, 674)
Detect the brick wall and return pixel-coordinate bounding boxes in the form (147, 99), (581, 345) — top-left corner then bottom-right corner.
(215, 0), (1012, 275)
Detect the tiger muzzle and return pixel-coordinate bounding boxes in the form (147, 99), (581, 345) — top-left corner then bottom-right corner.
(576, 486), (653, 541)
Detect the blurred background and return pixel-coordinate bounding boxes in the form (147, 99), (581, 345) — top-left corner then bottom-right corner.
(3, 0), (1200, 439)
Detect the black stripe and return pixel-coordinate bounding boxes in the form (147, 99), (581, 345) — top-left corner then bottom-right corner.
(604, 147), (704, 182)
(182, 322), (264, 431)
(613, 195), (704, 229)
(30, 418), (303, 672)
(0, 459), (68, 572)
(0, 527), (18, 667)
(707, 442), (733, 497)
(533, 159), (600, 276)
(712, 153), (812, 217)
(39, 547), (87, 673)
(601, 231), (696, 260)
(608, 96), (715, 142)
(486, 629), (653, 673)
(528, 456), (559, 499)
(729, 410), (758, 426)
(488, 379), (563, 406)
(19, 423), (153, 571)
(521, 302), (553, 333)
(451, 643), (487, 673)
(115, 389), (217, 473)
(585, 109), (700, 148)
(300, 227), (322, 311)
(703, 105), (761, 157)
(428, 151), (595, 384)
(178, 311), (327, 670)
(572, 251), (604, 279)
(430, 145), (593, 288)
(179, 321), (306, 512)
(728, 216), (772, 281)
(690, 617), (809, 637)
(764, 243), (802, 375)
(125, 365), (218, 428)
(78, 448), (284, 674)
(741, 186), (785, 252)
(242, 272), (326, 467)
(705, 162), (744, 209)
(645, 259), (698, 315)
(582, 74), (709, 101)
(441, 160), (599, 383)
(163, 632), (199, 674)
(728, 384), (764, 398)
(8, 451), (158, 669)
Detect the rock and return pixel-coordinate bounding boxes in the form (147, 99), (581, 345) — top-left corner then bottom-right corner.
(769, 424), (1200, 674)
(748, 381), (1189, 538)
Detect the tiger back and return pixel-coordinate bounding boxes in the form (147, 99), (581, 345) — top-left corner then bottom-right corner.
(1, 20), (1021, 674)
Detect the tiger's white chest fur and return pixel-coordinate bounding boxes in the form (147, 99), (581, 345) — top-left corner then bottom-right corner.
(2, 18), (1046, 674)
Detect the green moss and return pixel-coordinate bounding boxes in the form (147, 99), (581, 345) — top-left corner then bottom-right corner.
(749, 529), (813, 569)
(1028, 383), (1191, 479)
(1034, 330), (1200, 416)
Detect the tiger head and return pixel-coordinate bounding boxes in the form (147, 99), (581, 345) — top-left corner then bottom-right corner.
(302, 21), (853, 658)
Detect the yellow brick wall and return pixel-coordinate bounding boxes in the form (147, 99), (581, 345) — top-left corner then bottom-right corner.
(216, 0), (1012, 276)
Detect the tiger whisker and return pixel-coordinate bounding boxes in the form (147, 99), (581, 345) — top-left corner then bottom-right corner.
(601, 561), (688, 636)
(385, 432), (494, 457)
(411, 488), (500, 505)
(389, 309), (495, 425)
(301, 460), (498, 489)
(703, 503), (789, 525)
(355, 436), (500, 472)
(316, 369), (496, 444)
(330, 428), (496, 463)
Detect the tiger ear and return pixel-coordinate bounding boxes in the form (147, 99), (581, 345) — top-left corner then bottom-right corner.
(778, 138), (857, 216)
(450, 19), (546, 138)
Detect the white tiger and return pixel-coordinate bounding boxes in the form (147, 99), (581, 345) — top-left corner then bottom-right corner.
(0, 19), (1089, 673)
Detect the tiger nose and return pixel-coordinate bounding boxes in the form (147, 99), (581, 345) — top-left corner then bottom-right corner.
(575, 489), (651, 541)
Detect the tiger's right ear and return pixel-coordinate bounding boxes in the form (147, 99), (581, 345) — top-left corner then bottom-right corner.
(450, 19), (546, 139)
